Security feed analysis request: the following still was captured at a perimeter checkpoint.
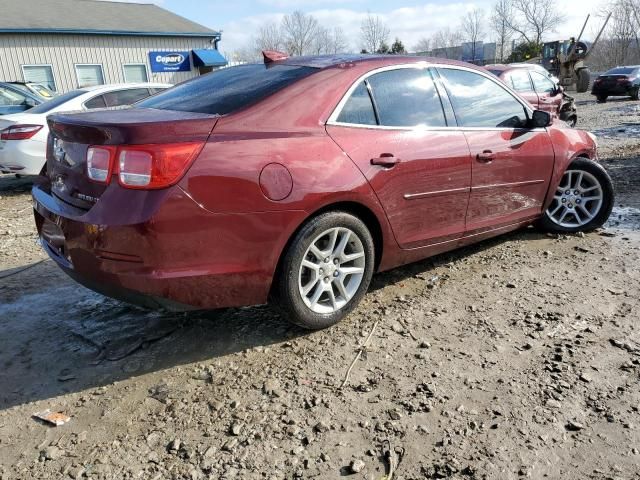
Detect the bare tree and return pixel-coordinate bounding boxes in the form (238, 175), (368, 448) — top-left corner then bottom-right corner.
(494, 0), (564, 45)
(311, 26), (349, 54)
(431, 27), (463, 59)
(461, 8), (485, 61)
(589, 0), (640, 70)
(360, 13), (390, 53)
(491, 0), (514, 61)
(413, 37), (431, 53)
(254, 21), (284, 53)
(282, 10), (319, 56)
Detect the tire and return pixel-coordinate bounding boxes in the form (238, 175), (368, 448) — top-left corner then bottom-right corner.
(576, 69), (590, 93)
(566, 115), (577, 128)
(630, 88), (639, 101)
(273, 211), (375, 330)
(596, 94), (608, 103)
(538, 157), (614, 234)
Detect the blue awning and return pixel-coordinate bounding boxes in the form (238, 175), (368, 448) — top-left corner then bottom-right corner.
(192, 49), (227, 67)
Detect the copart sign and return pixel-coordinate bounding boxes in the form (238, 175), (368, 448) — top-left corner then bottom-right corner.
(149, 52), (191, 72)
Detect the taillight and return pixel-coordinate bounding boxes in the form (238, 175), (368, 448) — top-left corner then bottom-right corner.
(0, 124), (43, 140)
(87, 146), (116, 183)
(85, 142), (204, 189)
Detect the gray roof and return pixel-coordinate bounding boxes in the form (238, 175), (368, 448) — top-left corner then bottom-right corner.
(0, 0), (219, 37)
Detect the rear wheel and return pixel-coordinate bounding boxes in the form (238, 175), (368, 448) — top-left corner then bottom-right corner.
(596, 94), (608, 103)
(539, 158), (614, 233)
(273, 212), (375, 330)
(630, 88), (639, 100)
(576, 69), (590, 93)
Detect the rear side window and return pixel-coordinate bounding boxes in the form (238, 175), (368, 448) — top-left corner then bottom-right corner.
(531, 72), (556, 94)
(367, 69), (446, 127)
(508, 70), (533, 92)
(137, 64), (317, 115)
(102, 88), (151, 107)
(84, 95), (106, 109)
(439, 68), (528, 129)
(336, 82), (377, 125)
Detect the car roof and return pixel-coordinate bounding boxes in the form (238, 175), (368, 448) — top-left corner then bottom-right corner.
(275, 53), (482, 71)
(0, 81), (42, 98)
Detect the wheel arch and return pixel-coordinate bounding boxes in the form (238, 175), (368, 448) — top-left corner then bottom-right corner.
(268, 200), (386, 300)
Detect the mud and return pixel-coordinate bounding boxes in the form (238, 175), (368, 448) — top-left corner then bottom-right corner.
(0, 92), (639, 480)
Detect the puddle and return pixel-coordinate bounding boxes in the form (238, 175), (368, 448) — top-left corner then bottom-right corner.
(606, 206), (640, 230)
(591, 124), (640, 139)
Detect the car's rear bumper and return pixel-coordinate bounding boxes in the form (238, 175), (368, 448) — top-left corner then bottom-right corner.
(0, 138), (46, 175)
(591, 85), (637, 96)
(32, 182), (306, 311)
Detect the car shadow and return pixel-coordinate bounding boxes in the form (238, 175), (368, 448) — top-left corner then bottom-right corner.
(0, 227), (550, 411)
(0, 174), (35, 197)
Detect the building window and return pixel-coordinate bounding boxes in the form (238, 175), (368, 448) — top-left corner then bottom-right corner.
(123, 64), (149, 83)
(22, 65), (57, 91)
(75, 64), (105, 88)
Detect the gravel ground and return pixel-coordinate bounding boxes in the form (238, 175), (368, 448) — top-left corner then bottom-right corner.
(0, 92), (639, 480)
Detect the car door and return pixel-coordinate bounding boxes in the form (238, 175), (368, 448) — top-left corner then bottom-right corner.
(437, 66), (555, 234)
(504, 70), (540, 109)
(326, 66), (471, 249)
(530, 71), (562, 114)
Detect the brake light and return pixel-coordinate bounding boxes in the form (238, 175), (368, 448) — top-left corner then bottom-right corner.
(0, 124), (43, 140)
(87, 146), (116, 183)
(85, 142), (204, 189)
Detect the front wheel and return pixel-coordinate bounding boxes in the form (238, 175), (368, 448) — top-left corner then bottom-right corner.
(539, 158), (614, 233)
(630, 88), (639, 101)
(273, 212), (375, 329)
(596, 94), (608, 103)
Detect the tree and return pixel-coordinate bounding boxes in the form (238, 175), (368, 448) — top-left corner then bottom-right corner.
(461, 8), (485, 61)
(413, 37), (431, 54)
(431, 27), (463, 59)
(254, 21), (284, 53)
(377, 41), (390, 54)
(282, 10), (319, 56)
(508, 40), (542, 62)
(329, 27), (349, 54)
(390, 38), (406, 54)
(493, 0), (564, 46)
(491, 0), (514, 61)
(360, 13), (390, 54)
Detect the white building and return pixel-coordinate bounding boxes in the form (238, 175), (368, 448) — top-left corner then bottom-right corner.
(0, 0), (227, 93)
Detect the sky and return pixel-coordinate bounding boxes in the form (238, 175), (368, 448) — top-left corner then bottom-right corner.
(123, 0), (609, 58)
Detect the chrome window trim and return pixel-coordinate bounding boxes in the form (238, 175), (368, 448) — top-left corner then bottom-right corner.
(327, 62), (535, 131)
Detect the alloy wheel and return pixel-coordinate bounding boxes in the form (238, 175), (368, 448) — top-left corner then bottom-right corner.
(546, 169), (603, 228)
(298, 227), (366, 314)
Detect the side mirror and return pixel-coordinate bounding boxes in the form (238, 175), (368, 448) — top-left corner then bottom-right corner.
(530, 110), (551, 128)
(23, 98), (37, 108)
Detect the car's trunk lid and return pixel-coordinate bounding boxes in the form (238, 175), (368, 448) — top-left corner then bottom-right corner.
(46, 108), (218, 210)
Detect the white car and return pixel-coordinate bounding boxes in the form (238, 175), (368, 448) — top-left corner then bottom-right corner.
(0, 83), (171, 175)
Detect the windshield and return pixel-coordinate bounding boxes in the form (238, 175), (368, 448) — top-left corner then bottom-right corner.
(28, 90), (87, 114)
(137, 64), (318, 115)
(27, 83), (57, 98)
(605, 67), (637, 75)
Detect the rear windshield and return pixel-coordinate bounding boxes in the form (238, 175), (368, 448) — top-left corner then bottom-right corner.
(605, 67), (638, 75)
(28, 89), (87, 113)
(137, 64), (318, 115)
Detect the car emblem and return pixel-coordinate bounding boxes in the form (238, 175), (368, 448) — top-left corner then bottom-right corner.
(53, 138), (66, 163)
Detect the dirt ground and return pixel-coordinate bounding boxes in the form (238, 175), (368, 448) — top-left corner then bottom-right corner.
(1, 92), (640, 480)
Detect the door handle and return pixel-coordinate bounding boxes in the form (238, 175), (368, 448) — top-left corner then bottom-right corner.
(371, 153), (400, 168)
(476, 150), (495, 163)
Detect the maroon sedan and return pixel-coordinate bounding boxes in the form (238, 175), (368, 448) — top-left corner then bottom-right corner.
(33, 54), (613, 329)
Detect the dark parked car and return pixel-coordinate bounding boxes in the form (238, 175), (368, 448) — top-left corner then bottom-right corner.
(33, 54), (614, 329)
(486, 64), (577, 127)
(591, 66), (640, 102)
(0, 81), (50, 115)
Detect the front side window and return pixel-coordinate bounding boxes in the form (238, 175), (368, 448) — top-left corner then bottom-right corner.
(531, 71), (556, 94)
(439, 68), (528, 129)
(75, 65), (105, 88)
(23, 65), (56, 92)
(336, 82), (376, 125)
(508, 70), (533, 92)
